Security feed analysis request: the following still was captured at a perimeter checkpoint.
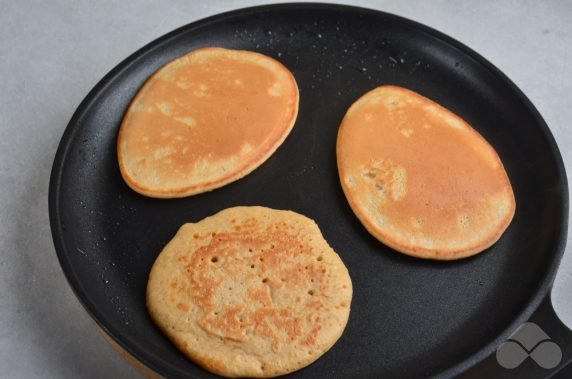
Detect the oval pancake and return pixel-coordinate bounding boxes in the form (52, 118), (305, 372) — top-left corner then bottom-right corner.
(337, 85), (515, 260)
(118, 48), (299, 198)
(146, 206), (353, 377)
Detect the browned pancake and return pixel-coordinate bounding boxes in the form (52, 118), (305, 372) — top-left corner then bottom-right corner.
(146, 207), (353, 377)
(337, 85), (515, 260)
(118, 47), (299, 198)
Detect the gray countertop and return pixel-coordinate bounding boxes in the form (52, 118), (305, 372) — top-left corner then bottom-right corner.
(1, 1), (571, 377)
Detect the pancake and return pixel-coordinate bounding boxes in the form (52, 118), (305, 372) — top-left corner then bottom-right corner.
(146, 206), (353, 377)
(118, 47), (299, 198)
(337, 85), (515, 260)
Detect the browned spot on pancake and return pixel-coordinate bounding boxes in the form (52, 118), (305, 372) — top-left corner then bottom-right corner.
(248, 287), (273, 306)
(301, 323), (322, 348)
(198, 306), (248, 342)
(177, 303), (189, 312)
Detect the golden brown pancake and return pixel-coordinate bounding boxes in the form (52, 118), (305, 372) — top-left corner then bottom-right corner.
(337, 85), (515, 260)
(146, 206), (352, 377)
(118, 48), (299, 198)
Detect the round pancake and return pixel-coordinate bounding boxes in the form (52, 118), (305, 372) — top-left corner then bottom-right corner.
(337, 85), (515, 260)
(146, 207), (353, 377)
(118, 48), (299, 198)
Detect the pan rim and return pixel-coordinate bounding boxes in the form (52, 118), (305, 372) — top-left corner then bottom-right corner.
(48, 3), (569, 378)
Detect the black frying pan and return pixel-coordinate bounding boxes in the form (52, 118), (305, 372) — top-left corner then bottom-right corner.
(49, 3), (571, 378)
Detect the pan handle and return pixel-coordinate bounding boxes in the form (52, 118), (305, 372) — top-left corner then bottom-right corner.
(461, 293), (572, 378)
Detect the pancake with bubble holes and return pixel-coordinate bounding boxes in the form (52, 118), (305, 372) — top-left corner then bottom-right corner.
(146, 206), (353, 377)
(336, 85), (515, 260)
(117, 47), (299, 198)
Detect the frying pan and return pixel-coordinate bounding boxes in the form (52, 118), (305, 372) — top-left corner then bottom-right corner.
(49, 3), (571, 378)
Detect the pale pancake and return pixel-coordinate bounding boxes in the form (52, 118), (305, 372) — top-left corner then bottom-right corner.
(337, 85), (515, 260)
(146, 207), (352, 377)
(118, 48), (299, 198)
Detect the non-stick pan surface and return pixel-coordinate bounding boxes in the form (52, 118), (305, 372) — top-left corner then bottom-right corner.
(49, 3), (569, 378)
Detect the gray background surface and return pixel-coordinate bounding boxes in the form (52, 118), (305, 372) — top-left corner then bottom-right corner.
(1, 1), (571, 377)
